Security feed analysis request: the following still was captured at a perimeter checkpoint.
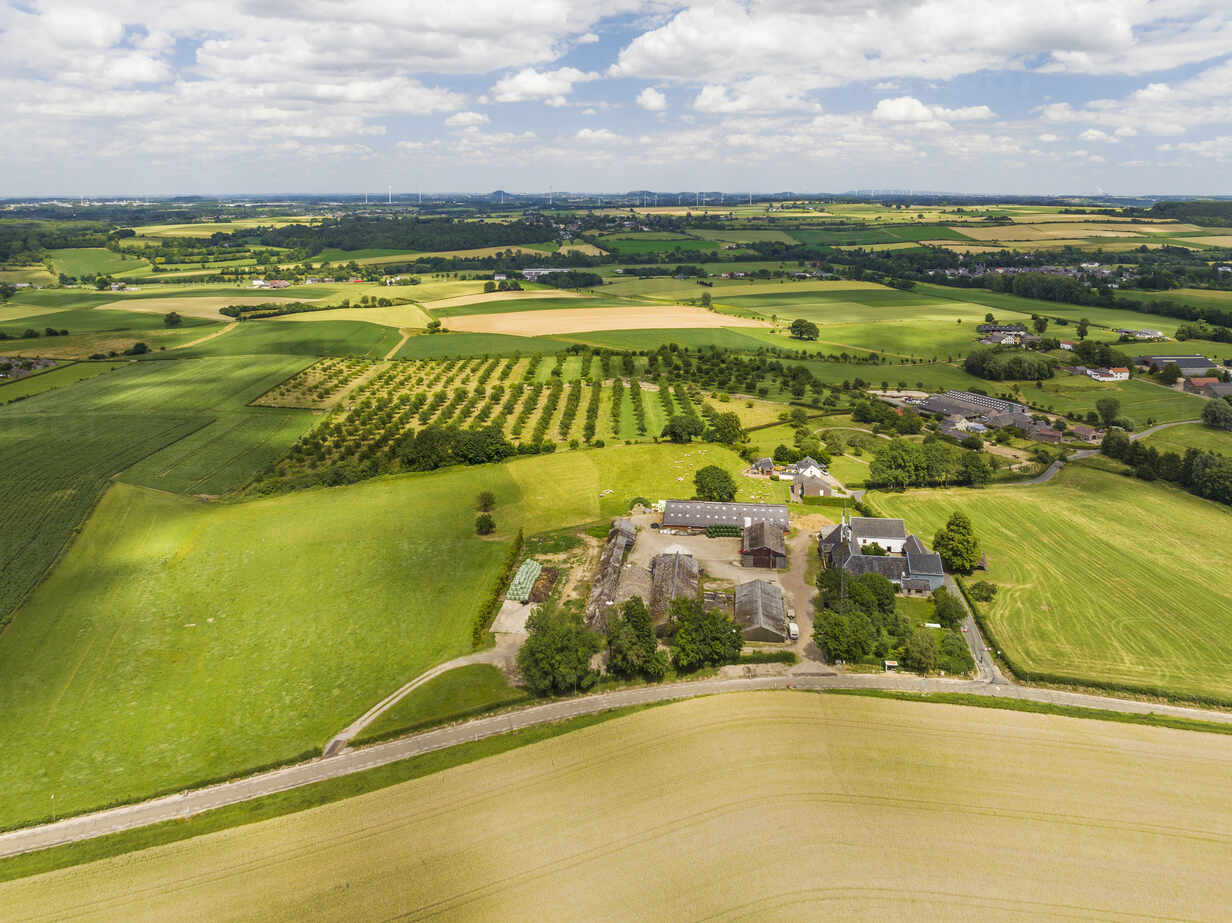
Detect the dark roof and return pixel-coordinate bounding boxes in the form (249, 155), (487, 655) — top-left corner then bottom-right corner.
(753, 456), (774, 469)
(901, 577), (933, 592)
(734, 580), (786, 633)
(851, 517), (907, 541)
(742, 520), (786, 555)
(842, 549), (908, 580)
(610, 518), (636, 542)
(797, 455), (823, 470)
(903, 535), (927, 555)
(906, 552), (944, 576)
(919, 395), (982, 418)
(1204, 381), (1232, 396)
(662, 500), (790, 529)
(818, 524), (845, 551)
(1139, 354), (1212, 369)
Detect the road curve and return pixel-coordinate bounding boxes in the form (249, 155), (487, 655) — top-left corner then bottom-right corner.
(1006, 418), (1201, 486)
(2, 670), (1229, 862)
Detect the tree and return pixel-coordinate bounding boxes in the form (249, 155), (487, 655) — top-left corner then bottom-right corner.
(475, 513), (495, 535)
(163, 311), (183, 328)
(606, 597), (667, 680)
(670, 598), (743, 671)
(1077, 318), (1090, 340)
(700, 291), (712, 308)
(705, 411), (744, 445)
(1159, 362), (1182, 386)
(1100, 428), (1131, 459)
(693, 465), (736, 501)
(931, 588), (965, 629)
(661, 414), (704, 443)
(959, 452), (991, 486)
(904, 628), (939, 674)
(517, 608), (601, 696)
(1032, 315), (1049, 334)
(933, 511), (979, 574)
(789, 318), (819, 340)
(1095, 397), (1122, 427)
(0, 282), (16, 303)
(477, 490), (496, 511)
(483, 280), (496, 293)
(1202, 398), (1232, 431)
(399, 425), (453, 471)
(968, 580), (997, 602)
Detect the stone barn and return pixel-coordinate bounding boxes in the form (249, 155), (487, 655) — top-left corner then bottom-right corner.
(734, 580), (788, 642)
(741, 520), (787, 569)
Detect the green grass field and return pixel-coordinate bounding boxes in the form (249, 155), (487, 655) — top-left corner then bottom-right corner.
(0, 442), (761, 829)
(49, 248), (151, 278)
(357, 664), (530, 744)
(394, 331), (567, 359)
(0, 361), (128, 401)
(179, 319), (401, 358)
(873, 464), (1232, 704)
(1140, 422), (1232, 456)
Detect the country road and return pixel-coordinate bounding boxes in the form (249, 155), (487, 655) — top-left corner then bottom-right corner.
(2, 667), (1230, 862)
(1007, 418), (1200, 486)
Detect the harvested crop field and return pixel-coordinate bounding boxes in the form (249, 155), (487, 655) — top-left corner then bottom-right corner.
(951, 223), (1148, 241)
(101, 296), (312, 320)
(5, 692), (1229, 919)
(271, 304), (432, 328)
(423, 289), (584, 310)
(1189, 235), (1232, 247)
(445, 305), (769, 336)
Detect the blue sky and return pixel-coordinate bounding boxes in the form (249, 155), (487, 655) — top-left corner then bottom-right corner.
(2, 1), (1230, 196)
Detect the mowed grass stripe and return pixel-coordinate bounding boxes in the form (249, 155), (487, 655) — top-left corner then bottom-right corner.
(874, 464), (1232, 703)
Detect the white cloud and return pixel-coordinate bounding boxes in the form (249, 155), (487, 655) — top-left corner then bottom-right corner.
(576, 127), (617, 142)
(577, 32), (600, 44)
(445, 111), (490, 129)
(637, 87), (667, 111)
(1038, 133), (1060, 142)
(489, 67), (599, 107)
(871, 96), (994, 128)
(1079, 128), (1118, 143)
(693, 77), (818, 114)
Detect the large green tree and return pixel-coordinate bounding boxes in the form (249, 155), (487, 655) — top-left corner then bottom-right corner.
(904, 628), (939, 674)
(1202, 398), (1232, 431)
(517, 609), (601, 696)
(670, 598), (743, 671)
(693, 465), (737, 501)
(661, 414), (704, 443)
(606, 597), (667, 680)
(789, 318), (819, 340)
(932, 511), (980, 574)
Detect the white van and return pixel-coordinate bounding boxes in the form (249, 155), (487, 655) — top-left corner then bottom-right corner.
(787, 622), (800, 641)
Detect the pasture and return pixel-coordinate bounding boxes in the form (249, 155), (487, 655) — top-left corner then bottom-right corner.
(103, 294), (314, 321)
(5, 692), (1228, 918)
(0, 360), (128, 401)
(0, 442), (758, 829)
(356, 664), (530, 744)
(49, 247), (150, 278)
(874, 464), (1232, 704)
(1140, 422), (1232, 456)
(178, 319), (402, 358)
(443, 305), (769, 336)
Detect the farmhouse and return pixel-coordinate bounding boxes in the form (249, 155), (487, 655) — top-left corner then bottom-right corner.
(985, 410), (1034, 431)
(1203, 381), (1232, 399)
(734, 580), (788, 642)
(741, 520), (787, 569)
(977, 323), (1026, 335)
(521, 268), (556, 281)
(1028, 424), (1063, 444)
(792, 474), (830, 499)
(1184, 377), (1220, 395)
(662, 500), (789, 531)
(795, 455), (826, 478)
(649, 552), (699, 619)
(750, 457), (774, 475)
(1086, 367), (1130, 382)
(1070, 423), (1101, 444)
(818, 516), (945, 593)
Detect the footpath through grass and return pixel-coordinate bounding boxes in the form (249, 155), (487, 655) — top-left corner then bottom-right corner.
(873, 464), (1232, 705)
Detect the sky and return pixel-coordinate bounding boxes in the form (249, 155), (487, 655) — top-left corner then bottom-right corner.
(2, 0), (1231, 197)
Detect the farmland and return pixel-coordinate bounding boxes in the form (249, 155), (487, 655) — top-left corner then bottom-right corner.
(0, 441), (762, 829)
(1141, 422), (1232, 456)
(443, 304), (768, 336)
(873, 463), (1232, 704)
(4, 693), (1229, 919)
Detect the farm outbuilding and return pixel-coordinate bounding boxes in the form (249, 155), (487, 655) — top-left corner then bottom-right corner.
(734, 580), (788, 642)
(662, 500), (789, 531)
(649, 552), (699, 620)
(741, 520), (787, 569)
(506, 559), (543, 604)
(584, 519), (637, 630)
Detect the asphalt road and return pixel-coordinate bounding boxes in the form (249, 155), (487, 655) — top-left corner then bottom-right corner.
(2, 668), (1230, 862)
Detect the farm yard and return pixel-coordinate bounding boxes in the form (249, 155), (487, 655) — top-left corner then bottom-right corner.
(873, 463), (1232, 705)
(4, 693), (1229, 920)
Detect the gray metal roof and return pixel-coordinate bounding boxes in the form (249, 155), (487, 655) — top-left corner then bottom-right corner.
(662, 500), (790, 529)
(742, 520), (786, 555)
(734, 580), (785, 630)
(903, 535), (927, 556)
(907, 552), (944, 576)
(851, 517), (907, 541)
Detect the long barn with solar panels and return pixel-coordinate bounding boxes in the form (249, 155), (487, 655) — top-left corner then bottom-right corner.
(661, 500), (789, 531)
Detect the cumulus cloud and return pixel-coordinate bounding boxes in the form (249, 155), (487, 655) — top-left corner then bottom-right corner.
(636, 87), (667, 111)
(871, 96), (994, 127)
(576, 127), (617, 142)
(488, 67), (599, 106)
(445, 111), (490, 129)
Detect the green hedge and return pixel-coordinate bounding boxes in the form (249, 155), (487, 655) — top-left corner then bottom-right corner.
(705, 524), (742, 537)
(740, 650), (798, 665)
(472, 530), (524, 648)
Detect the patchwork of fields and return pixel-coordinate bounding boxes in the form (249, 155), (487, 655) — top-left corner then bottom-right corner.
(6, 693), (1228, 919)
(874, 464), (1232, 704)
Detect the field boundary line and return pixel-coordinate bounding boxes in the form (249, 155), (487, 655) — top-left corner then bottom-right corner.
(2, 671), (1232, 860)
(174, 322), (237, 350)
